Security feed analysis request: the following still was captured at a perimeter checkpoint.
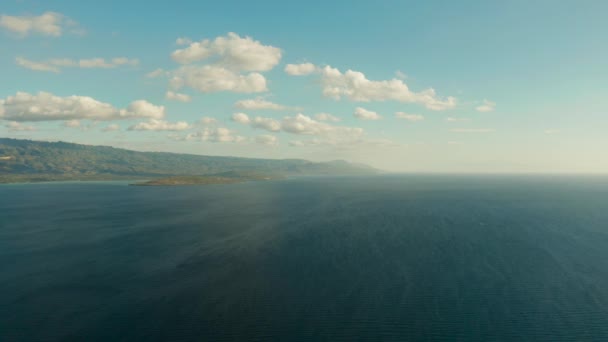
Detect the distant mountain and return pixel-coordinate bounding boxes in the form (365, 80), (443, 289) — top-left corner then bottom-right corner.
(0, 138), (377, 183)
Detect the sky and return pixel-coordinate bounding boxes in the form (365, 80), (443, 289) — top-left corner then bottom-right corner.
(1, 0), (607, 173)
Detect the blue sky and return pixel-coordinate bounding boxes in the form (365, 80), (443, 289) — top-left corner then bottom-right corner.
(1, 0), (607, 172)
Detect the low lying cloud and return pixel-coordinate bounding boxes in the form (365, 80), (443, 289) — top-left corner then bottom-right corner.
(234, 97), (299, 111)
(231, 112), (251, 124)
(255, 134), (278, 145)
(231, 112), (364, 142)
(284, 63), (317, 76)
(0, 11), (81, 37)
(5, 121), (35, 132)
(16, 57), (138, 72)
(446, 117), (470, 122)
(180, 127), (245, 143)
(128, 119), (190, 131)
(450, 128), (494, 133)
(476, 100), (496, 112)
(0, 91), (165, 122)
(165, 91), (191, 102)
(102, 124), (120, 132)
(354, 107), (381, 120)
(395, 112), (424, 122)
(315, 113), (340, 122)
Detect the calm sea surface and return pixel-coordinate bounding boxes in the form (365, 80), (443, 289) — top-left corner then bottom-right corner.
(1, 175), (608, 341)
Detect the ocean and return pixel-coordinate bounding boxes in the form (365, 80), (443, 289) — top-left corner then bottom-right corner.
(1, 175), (608, 341)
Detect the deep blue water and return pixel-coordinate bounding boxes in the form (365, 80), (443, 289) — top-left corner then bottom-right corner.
(1, 175), (608, 341)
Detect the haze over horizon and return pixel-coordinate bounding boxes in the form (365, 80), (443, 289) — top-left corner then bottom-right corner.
(1, 1), (607, 173)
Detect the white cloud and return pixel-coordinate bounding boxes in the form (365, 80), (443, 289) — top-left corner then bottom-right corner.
(165, 91), (191, 102)
(120, 100), (165, 120)
(165, 33), (280, 94)
(146, 68), (167, 78)
(16, 57), (139, 72)
(234, 97), (298, 111)
(171, 32), (281, 71)
(395, 70), (407, 80)
(395, 112), (424, 122)
(0, 92), (165, 122)
(251, 116), (281, 132)
(63, 119), (81, 128)
(315, 113), (340, 122)
(128, 119), (190, 131)
(281, 113), (364, 139)
(354, 107), (382, 120)
(476, 100), (496, 112)
(231, 111), (363, 141)
(544, 129), (560, 135)
(183, 127), (245, 143)
(446, 117), (470, 122)
(255, 134), (278, 145)
(15, 57), (59, 73)
(102, 124), (120, 132)
(198, 117), (218, 125)
(169, 65), (267, 93)
(5, 121), (35, 131)
(289, 64), (456, 110)
(284, 63), (317, 76)
(0, 12), (79, 37)
(231, 112), (251, 124)
(175, 37), (192, 45)
(450, 128), (494, 133)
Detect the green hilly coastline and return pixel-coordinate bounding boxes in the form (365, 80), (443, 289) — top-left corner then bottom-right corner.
(0, 138), (377, 184)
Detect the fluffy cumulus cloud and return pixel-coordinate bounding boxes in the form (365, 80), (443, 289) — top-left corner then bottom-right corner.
(234, 97), (298, 111)
(395, 112), (424, 122)
(251, 117), (281, 132)
(232, 113), (280, 132)
(476, 100), (496, 112)
(231, 112), (251, 124)
(165, 91), (191, 102)
(128, 119), (190, 131)
(315, 113), (340, 122)
(354, 107), (381, 120)
(281, 114), (364, 139)
(231, 111), (364, 144)
(16, 57), (139, 72)
(255, 134), (278, 145)
(0, 11), (80, 37)
(169, 65), (267, 93)
(163, 33), (281, 94)
(0, 92), (165, 122)
(284, 63), (317, 76)
(285, 63), (456, 111)
(171, 32), (281, 71)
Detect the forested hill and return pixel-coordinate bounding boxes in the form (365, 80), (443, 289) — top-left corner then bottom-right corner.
(0, 138), (377, 182)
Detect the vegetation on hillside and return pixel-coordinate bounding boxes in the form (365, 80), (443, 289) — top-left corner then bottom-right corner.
(0, 138), (377, 183)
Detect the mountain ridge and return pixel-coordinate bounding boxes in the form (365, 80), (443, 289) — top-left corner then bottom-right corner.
(0, 138), (378, 183)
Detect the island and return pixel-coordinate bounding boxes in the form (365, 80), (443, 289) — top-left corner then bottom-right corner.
(131, 171), (285, 186)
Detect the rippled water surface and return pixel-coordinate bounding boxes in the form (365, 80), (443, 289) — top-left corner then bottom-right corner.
(2, 175), (608, 341)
